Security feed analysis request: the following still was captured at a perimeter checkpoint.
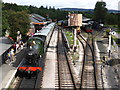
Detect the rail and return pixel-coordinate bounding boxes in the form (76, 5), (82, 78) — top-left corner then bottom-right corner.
(77, 34), (97, 89)
(57, 29), (76, 89)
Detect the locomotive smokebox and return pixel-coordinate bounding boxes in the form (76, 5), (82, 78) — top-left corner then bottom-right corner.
(26, 49), (39, 64)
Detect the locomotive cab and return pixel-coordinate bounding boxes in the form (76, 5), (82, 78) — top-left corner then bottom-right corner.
(85, 24), (93, 33)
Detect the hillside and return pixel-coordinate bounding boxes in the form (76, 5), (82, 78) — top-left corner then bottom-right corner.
(60, 8), (119, 13)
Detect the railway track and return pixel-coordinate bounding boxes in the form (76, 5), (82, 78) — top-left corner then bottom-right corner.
(12, 77), (37, 89)
(10, 59), (43, 89)
(77, 34), (98, 89)
(57, 29), (76, 89)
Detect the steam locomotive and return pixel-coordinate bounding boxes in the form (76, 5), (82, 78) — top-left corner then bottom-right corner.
(16, 23), (55, 78)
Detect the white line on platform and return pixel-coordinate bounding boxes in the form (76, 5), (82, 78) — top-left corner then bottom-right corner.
(94, 41), (101, 61)
(0, 59), (24, 89)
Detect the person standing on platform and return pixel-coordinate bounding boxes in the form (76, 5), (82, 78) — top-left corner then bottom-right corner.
(7, 50), (11, 62)
(13, 42), (16, 53)
(16, 42), (19, 52)
(10, 48), (15, 61)
(20, 42), (24, 50)
(17, 31), (22, 43)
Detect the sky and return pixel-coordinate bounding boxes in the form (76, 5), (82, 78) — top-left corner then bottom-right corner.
(3, 0), (120, 10)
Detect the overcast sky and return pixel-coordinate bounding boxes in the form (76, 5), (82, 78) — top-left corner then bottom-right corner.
(3, 0), (120, 10)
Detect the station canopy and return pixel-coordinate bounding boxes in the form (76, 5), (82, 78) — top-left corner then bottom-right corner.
(29, 14), (47, 25)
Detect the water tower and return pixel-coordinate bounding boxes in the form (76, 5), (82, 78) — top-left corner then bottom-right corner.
(68, 13), (82, 51)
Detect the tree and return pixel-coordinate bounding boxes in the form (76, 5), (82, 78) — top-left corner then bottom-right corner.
(94, 1), (108, 23)
(105, 13), (118, 25)
(8, 11), (30, 40)
(118, 13), (120, 30)
(2, 10), (10, 36)
(2, 2), (69, 39)
(2, 3), (29, 12)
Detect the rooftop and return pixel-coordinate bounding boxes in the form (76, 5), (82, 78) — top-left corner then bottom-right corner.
(0, 37), (13, 55)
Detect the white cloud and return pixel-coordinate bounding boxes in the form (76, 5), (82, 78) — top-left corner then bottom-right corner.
(118, 2), (120, 10)
(104, 0), (119, 10)
(3, 0), (120, 10)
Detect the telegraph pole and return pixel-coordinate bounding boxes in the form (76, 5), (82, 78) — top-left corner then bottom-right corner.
(73, 28), (77, 51)
(107, 33), (111, 57)
(107, 29), (117, 58)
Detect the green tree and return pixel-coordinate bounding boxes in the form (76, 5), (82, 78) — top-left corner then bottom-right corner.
(8, 11), (30, 40)
(105, 13), (118, 25)
(94, 1), (108, 23)
(2, 2), (69, 38)
(2, 10), (13, 36)
(118, 13), (120, 30)
(2, 3), (29, 12)
(2, 10), (11, 30)
(3, 2), (68, 22)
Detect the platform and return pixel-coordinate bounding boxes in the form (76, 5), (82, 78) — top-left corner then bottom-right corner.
(41, 29), (58, 88)
(0, 48), (27, 89)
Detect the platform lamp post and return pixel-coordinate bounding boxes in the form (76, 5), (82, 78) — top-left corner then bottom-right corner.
(68, 13), (82, 52)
